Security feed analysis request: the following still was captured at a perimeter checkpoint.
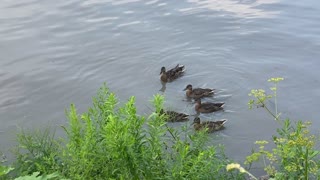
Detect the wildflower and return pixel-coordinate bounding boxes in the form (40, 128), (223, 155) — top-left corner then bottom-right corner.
(226, 163), (245, 173)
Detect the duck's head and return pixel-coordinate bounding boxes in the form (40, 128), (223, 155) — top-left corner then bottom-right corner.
(159, 109), (165, 115)
(183, 84), (193, 91)
(160, 67), (166, 75)
(195, 98), (201, 105)
(192, 117), (201, 125)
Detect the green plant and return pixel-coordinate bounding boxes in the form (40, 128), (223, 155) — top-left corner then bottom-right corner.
(248, 77), (284, 122)
(11, 83), (244, 179)
(14, 172), (65, 180)
(0, 152), (12, 180)
(0, 165), (14, 179)
(13, 127), (61, 177)
(61, 86), (244, 179)
(227, 163), (258, 180)
(243, 77), (320, 179)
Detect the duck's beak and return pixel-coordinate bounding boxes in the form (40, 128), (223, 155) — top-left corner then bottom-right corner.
(183, 87), (187, 91)
(191, 122), (195, 125)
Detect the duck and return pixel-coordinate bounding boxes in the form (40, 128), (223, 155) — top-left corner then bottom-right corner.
(183, 84), (215, 99)
(192, 117), (227, 132)
(195, 98), (224, 113)
(160, 109), (189, 122)
(160, 64), (185, 82)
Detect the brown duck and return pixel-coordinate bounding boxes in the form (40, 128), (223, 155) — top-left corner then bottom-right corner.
(183, 84), (215, 99)
(160, 64), (185, 82)
(192, 117), (227, 132)
(195, 99), (224, 113)
(160, 109), (189, 122)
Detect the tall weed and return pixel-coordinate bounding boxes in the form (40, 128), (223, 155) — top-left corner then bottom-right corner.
(13, 128), (61, 176)
(11, 83), (243, 179)
(228, 78), (320, 180)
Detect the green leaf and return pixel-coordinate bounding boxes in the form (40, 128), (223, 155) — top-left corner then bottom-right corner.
(14, 172), (63, 180)
(0, 165), (14, 176)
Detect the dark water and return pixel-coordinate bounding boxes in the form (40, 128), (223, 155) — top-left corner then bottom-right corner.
(1, 0), (320, 175)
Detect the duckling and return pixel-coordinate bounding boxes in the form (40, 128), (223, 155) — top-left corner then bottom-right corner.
(160, 64), (185, 82)
(195, 98), (224, 113)
(192, 117), (227, 132)
(160, 109), (189, 122)
(183, 84), (215, 99)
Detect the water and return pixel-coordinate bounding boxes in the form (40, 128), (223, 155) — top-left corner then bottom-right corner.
(1, 0), (320, 175)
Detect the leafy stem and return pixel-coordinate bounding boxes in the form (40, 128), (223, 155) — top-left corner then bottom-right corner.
(256, 96), (279, 122)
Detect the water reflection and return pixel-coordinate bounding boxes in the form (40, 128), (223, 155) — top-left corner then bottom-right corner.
(183, 0), (280, 18)
(81, 0), (142, 6)
(159, 81), (166, 92)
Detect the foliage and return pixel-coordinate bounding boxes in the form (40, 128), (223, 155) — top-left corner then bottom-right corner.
(226, 163), (257, 180)
(0, 151), (12, 180)
(0, 165), (14, 179)
(10, 83), (244, 180)
(231, 77), (320, 180)
(14, 172), (65, 180)
(13, 128), (61, 177)
(248, 77), (283, 122)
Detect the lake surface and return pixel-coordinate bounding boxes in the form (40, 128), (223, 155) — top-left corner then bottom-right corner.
(1, 0), (320, 175)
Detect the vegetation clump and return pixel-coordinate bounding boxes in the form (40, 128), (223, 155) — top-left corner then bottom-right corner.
(2, 83), (242, 180)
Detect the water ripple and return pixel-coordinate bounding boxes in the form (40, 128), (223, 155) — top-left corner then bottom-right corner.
(1, 0), (320, 169)
(181, 0), (280, 18)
